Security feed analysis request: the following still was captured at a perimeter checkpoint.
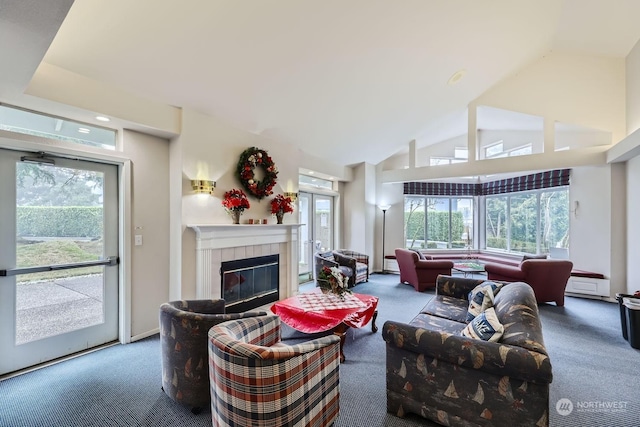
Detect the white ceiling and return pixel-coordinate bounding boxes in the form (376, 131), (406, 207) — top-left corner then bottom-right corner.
(5, 0), (640, 166)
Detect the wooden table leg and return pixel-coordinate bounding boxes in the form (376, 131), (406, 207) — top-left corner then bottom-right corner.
(371, 310), (378, 333)
(333, 323), (349, 362)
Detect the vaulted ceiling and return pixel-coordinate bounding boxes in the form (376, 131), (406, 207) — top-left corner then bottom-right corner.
(4, 0), (640, 166)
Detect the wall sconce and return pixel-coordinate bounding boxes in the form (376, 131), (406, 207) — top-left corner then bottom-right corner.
(191, 180), (216, 195)
(284, 192), (298, 201)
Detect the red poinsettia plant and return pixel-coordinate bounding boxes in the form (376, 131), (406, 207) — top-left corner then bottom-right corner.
(222, 188), (250, 212)
(270, 194), (294, 215)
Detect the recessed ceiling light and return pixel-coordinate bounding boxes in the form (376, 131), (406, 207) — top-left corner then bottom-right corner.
(95, 116), (110, 122)
(447, 69), (466, 86)
(78, 127), (91, 134)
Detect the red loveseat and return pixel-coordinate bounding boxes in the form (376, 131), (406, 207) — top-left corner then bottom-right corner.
(484, 259), (574, 306)
(395, 248), (453, 292)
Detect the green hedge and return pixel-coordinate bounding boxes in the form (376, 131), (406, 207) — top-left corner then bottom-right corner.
(17, 206), (103, 238)
(405, 211), (465, 244)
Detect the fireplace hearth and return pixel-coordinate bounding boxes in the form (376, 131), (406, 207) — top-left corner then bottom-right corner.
(221, 254), (279, 313)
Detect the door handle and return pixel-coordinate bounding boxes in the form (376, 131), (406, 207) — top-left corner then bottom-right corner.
(0, 256), (119, 277)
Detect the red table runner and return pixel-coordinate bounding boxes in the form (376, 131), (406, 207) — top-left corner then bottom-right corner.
(271, 289), (379, 334)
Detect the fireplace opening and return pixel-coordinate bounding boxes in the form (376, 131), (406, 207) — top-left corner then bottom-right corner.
(221, 254), (279, 313)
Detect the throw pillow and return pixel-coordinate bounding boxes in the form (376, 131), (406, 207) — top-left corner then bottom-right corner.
(410, 249), (426, 260)
(522, 254), (547, 261)
(461, 307), (504, 342)
(467, 281), (504, 322)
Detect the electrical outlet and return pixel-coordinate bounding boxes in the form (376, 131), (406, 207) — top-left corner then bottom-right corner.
(134, 235), (143, 246)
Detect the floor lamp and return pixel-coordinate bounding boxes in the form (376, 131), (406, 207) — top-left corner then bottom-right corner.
(378, 204), (391, 274)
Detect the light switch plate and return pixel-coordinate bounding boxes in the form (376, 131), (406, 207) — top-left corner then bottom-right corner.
(134, 235), (143, 246)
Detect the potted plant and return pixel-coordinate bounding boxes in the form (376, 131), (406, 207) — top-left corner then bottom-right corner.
(222, 189), (250, 224)
(270, 194), (294, 224)
(316, 266), (351, 299)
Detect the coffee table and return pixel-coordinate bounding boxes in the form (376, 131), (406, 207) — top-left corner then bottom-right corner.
(452, 261), (486, 277)
(271, 289), (378, 362)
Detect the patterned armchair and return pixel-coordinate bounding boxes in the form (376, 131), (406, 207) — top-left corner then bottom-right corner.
(314, 250), (369, 288)
(159, 300), (266, 413)
(208, 315), (341, 427)
(334, 249), (369, 285)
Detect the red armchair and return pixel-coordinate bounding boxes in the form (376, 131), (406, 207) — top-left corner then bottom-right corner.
(484, 259), (574, 306)
(395, 248), (453, 292)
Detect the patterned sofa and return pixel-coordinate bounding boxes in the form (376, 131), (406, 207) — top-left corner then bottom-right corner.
(208, 315), (341, 427)
(382, 275), (553, 426)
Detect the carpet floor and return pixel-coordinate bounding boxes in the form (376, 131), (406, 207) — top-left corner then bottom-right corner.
(1, 273), (639, 426)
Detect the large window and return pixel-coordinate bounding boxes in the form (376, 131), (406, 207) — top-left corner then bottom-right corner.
(485, 189), (569, 254)
(0, 104), (116, 150)
(404, 196), (474, 250)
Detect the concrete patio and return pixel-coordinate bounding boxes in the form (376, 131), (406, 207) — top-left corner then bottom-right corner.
(15, 275), (103, 345)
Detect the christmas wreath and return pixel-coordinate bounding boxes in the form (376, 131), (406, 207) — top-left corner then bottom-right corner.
(236, 147), (278, 199)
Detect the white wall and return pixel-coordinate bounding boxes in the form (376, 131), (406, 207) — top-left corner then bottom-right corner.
(627, 156), (640, 293)
(625, 39), (640, 294)
(476, 52), (626, 145)
(627, 40), (640, 135)
(568, 166), (611, 275)
(121, 130), (171, 337)
(174, 108), (347, 299)
(375, 162), (404, 271)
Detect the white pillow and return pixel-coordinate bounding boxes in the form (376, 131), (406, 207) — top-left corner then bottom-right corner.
(467, 281), (504, 322)
(461, 307), (504, 342)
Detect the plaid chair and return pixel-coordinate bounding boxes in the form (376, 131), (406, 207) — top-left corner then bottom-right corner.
(159, 300), (266, 413)
(208, 315), (341, 427)
(334, 249), (369, 286)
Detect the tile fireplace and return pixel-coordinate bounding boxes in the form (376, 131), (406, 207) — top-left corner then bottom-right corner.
(186, 224), (301, 305)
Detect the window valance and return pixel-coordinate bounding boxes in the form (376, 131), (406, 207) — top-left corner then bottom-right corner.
(403, 182), (480, 196)
(404, 168), (571, 196)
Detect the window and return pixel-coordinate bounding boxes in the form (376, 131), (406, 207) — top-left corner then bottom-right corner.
(299, 174), (333, 190)
(485, 141), (532, 159)
(0, 104), (116, 150)
(485, 188), (569, 254)
(404, 196), (474, 250)
(485, 141), (504, 158)
(430, 147), (468, 166)
(404, 197), (425, 249)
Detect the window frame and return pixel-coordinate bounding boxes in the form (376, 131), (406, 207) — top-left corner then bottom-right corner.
(484, 187), (569, 255)
(404, 195), (475, 250)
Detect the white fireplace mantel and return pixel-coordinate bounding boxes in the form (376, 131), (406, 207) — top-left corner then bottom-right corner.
(186, 223), (302, 301)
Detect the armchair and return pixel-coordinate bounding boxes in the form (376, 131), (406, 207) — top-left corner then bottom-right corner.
(208, 315), (341, 427)
(159, 300), (266, 413)
(394, 248), (454, 292)
(334, 249), (369, 285)
(484, 259), (574, 306)
(315, 250), (369, 287)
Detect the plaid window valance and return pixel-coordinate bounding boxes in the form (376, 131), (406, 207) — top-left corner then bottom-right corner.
(403, 182), (480, 196)
(404, 169), (570, 196)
